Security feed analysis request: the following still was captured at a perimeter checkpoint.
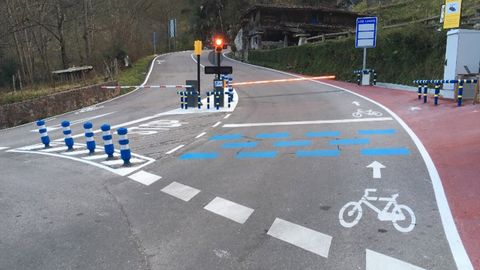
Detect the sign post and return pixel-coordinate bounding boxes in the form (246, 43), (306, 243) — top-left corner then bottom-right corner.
(194, 40), (202, 94)
(355, 17), (378, 85)
(443, 0), (462, 29)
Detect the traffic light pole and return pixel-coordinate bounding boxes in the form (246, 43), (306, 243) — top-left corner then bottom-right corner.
(217, 51), (221, 79)
(197, 54), (201, 94)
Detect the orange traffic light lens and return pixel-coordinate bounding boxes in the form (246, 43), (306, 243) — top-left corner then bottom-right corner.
(215, 38), (223, 46)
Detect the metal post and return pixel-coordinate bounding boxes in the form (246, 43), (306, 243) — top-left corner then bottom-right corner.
(458, 80), (464, 106)
(434, 83), (440, 106)
(217, 52), (221, 79)
(362, 48), (367, 71)
(197, 54), (201, 95)
(423, 83), (428, 103)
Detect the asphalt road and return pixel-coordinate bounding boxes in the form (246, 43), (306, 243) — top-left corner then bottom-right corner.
(0, 50), (467, 269)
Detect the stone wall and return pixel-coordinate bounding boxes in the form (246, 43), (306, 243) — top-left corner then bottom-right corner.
(0, 82), (119, 129)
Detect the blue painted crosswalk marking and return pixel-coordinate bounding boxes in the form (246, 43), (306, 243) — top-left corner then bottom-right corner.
(256, 132), (289, 139)
(305, 131), (341, 137)
(361, 148), (410, 156)
(330, 138), (369, 145)
(274, 140), (311, 147)
(358, 129), (396, 135)
(210, 134), (242, 141)
(236, 151), (277, 159)
(222, 142), (258, 148)
(180, 152), (219, 160)
(296, 149), (340, 157)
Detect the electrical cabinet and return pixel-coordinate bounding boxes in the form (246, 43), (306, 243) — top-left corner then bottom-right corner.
(443, 29), (480, 98)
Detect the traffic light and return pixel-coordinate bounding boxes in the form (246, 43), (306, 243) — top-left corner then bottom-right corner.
(214, 37), (224, 53)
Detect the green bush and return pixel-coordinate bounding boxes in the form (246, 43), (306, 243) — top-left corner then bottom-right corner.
(248, 25), (446, 85)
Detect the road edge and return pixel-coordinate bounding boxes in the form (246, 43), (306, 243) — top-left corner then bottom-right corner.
(224, 53), (473, 270)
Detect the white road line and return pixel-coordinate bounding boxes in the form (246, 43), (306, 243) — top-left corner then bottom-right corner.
(166, 145), (184, 155)
(212, 121), (222, 128)
(267, 218), (332, 258)
(161, 181), (201, 201)
(82, 153), (119, 160)
(195, 132), (207, 139)
(40, 145), (81, 153)
(224, 114), (231, 119)
(225, 54), (473, 269)
(204, 197), (254, 224)
(62, 149), (91, 156)
(223, 117), (393, 128)
(101, 158), (145, 166)
(128, 170), (162, 186)
(366, 249), (426, 270)
(17, 144), (51, 151)
(0, 147), (10, 151)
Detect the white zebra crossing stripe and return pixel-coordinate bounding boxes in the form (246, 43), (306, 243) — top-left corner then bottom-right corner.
(128, 170), (162, 186)
(267, 218), (332, 258)
(366, 249), (426, 270)
(161, 181), (201, 201)
(204, 197), (254, 224)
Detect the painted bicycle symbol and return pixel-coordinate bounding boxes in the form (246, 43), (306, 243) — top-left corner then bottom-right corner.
(339, 189), (416, 233)
(352, 109), (382, 118)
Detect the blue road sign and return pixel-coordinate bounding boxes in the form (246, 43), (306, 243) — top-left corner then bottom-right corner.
(355, 17), (378, 48)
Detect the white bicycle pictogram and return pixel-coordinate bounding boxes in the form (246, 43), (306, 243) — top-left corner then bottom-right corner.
(339, 189), (416, 233)
(352, 109), (382, 118)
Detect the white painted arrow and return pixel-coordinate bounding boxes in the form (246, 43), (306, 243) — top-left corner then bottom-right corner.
(367, 161), (386, 179)
(352, 101), (360, 106)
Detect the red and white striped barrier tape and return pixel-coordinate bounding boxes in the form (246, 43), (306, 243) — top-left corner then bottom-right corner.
(101, 85), (193, 89)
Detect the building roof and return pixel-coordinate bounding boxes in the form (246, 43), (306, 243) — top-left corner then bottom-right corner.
(241, 4), (359, 19)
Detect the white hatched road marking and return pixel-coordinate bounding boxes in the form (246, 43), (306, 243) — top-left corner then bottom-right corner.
(366, 249), (426, 270)
(195, 132), (207, 139)
(63, 149), (91, 156)
(82, 153), (119, 160)
(212, 121), (222, 128)
(40, 145), (81, 152)
(101, 158), (145, 166)
(267, 218), (332, 258)
(223, 117), (393, 128)
(204, 197), (254, 224)
(161, 181), (201, 201)
(0, 147), (10, 151)
(17, 144), (46, 151)
(166, 145), (184, 155)
(224, 114), (231, 119)
(128, 170), (162, 186)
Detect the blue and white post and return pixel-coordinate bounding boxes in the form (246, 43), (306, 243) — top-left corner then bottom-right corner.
(83, 122), (96, 154)
(207, 91), (211, 109)
(117, 127), (131, 166)
(61, 121), (74, 150)
(228, 76), (234, 103)
(36, 120), (50, 148)
(101, 124), (115, 159)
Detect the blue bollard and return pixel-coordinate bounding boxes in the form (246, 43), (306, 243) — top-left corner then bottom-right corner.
(207, 92), (210, 109)
(36, 120), (50, 148)
(423, 84), (428, 103)
(61, 121), (74, 150)
(215, 90), (220, 110)
(197, 92), (201, 109)
(228, 76), (234, 103)
(458, 80), (464, 106)
(117, 127), (131, 166)
(417, 84), (422, 100)
(101, 124), (115, 158)
(434, 83), (440, 106)
(180, 91), (184, 109)
(83, 122), (96, 154)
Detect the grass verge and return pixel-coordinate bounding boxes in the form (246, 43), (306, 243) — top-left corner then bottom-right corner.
(0, 55), (156, 105)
